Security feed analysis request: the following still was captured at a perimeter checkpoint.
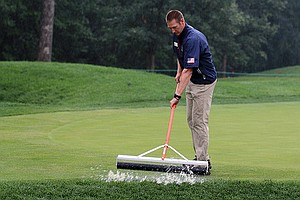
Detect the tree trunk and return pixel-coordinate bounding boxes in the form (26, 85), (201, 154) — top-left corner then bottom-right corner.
(37, 0), (55, 61)
(222, 53), (227, 77)
(150, 54), (155, 71)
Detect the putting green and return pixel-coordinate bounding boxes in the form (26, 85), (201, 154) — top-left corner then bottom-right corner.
(0, 102), (299, 181)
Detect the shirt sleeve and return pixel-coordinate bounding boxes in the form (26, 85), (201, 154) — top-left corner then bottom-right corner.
(183, 37), (200, 69)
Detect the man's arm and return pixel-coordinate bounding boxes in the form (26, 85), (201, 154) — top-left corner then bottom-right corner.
(175, 60), (183, 83)
(170, 67), (192, 107)
(175, 68), (192, 96)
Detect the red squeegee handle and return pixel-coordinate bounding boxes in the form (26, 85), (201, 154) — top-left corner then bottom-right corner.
(161, 105), (176, 160)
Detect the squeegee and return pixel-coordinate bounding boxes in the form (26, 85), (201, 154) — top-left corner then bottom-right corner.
(116, 105), (210, 175)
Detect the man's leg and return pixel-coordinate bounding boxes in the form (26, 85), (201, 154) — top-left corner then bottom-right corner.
(186, 80), (217, 161)
(186, 83), (196, 154)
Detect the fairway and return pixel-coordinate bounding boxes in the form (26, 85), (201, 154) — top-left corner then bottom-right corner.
(0, 102), (299, 181)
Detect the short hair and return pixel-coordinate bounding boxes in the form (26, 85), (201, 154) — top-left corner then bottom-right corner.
(165, 10), (184, 23)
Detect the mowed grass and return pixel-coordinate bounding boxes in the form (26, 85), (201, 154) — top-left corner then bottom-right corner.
(1, 103), (299, 181)
(260, 65), (300, 74)
(0, 61), (174, 116)
(1, 62), (300, 198)
(1, 62), (300, 116)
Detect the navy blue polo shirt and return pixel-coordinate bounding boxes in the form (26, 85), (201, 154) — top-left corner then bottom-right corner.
(173, 23), (217, 84)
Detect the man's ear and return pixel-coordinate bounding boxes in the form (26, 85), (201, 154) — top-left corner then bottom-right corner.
(180, 18), (185, 25)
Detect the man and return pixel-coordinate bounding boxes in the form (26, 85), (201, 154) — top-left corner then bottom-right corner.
(165, 10), (217, 172)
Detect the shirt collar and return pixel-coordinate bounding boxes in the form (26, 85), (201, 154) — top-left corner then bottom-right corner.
(178, 22), (189, 40)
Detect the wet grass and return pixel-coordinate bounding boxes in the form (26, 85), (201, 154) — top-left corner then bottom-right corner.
(0, 62), (299, 199)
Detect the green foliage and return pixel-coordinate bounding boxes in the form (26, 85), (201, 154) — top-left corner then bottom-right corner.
(236, 0), (287, 72)
(1, 0), (299, 73)
(53, 0), (96, 63)
(267, 0), (300, 68)
(0, 0), (42, 60)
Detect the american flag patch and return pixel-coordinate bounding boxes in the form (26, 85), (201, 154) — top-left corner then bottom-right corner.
(187, 57), (195, 64)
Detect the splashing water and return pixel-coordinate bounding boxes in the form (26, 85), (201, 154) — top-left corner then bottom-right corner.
(94, 170), (206, 185)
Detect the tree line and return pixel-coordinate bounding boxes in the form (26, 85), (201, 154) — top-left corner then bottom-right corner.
(1, 0), (299, 73)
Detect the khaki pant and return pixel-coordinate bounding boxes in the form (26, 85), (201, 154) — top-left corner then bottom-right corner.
(186, 80), (217, 161)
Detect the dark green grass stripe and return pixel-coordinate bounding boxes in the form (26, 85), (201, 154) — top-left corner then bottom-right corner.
(0, 179), (299, 199)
